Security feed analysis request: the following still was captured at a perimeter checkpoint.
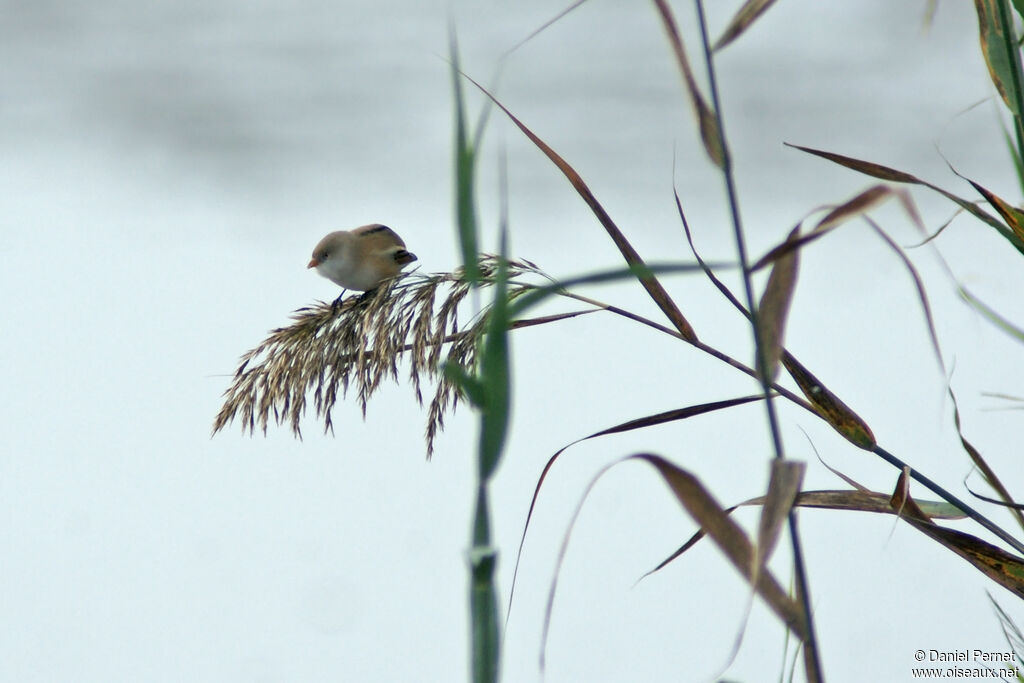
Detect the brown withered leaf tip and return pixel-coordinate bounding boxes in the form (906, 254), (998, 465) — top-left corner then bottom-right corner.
(211, 255), (546, 457)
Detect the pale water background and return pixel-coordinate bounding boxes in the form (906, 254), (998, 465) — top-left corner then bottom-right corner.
(2, 1), (1022, 681)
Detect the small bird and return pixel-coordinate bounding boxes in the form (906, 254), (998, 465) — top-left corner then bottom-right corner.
(307, 224), (417, 296)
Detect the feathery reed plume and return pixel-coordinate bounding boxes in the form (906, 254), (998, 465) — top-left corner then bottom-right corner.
(211, 255), (547, 456)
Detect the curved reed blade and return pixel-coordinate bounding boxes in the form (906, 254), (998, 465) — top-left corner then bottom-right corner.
(651, 0), (724, 167)
(963, 175), (1024, 244)
(751, 185), (916, 274)
(988, 593), (1024, 657)
(814, 184), (894, 232)
(755, 461), (805, 576)
(713, 0), (779, 52)
(890, 469), (1024, 599)
(786, 142), (1024, 253)
(643, 488), (969, 580)
(959, 287), (1024, 343)
(638, 454), (809, 640)
(947, 383), (1024, 533)
(462, 72), (700, 343)
(756, 226), (800, 382)
(505, 395), (765, 625)
(538, 454), (809, 670)
(781, 353), (877, 450)
(450, 30), (481, 286)
(864, 217), (946, 375)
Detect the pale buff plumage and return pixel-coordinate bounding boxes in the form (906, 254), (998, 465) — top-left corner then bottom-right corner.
(307, 224), (417, 292)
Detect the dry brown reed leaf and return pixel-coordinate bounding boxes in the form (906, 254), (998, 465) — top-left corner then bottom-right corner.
(754, 460), (805, 576)
(713, 0), (778, 52)
(963, 176), (1024, 244)
(889, 469), (1024, 600)
(639, 454), (810, 640)
(948, 383), (1024, 532)
(785, 142), (1024, 251)
(756, 225), (800, 382)
(652, 0), (725, 168)
(781, 352), (877, 450)
(643, 487), (969, 580)
(463, 71), (700, 343)
(211, 255), (547, 457)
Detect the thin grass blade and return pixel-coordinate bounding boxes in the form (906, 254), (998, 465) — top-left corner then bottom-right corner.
(963, 175), (1024, 244)
(652, 0), (724, 167)
(713, 0), (778, 51)
(750, 223), (821, 273)
(449, 29), (481, 284)
(948, 383), (1024, 532)
(890, 470), (1024, 599)
(643, 487), (967, 580)
(464, 72), (700, 342)
(814, 185), (894, 232)
(1002, 123), (1024, 193)
(506, 395), (764, 625)
(786, 143), (921, 183)
(637, 454), (809, 639)
(988, 593), (1024, 662)
(588, 395), (765, 439)
(502, 0), (590, 58)
(756, 226), (800, 382)
(507, 261), (726, 322)
(864, 217), (946, 375)
(781, 353), (877, 450)
(539, 454), (811, 668)
(676, 186), (747, 311)
(755, 461), (806, 575)
(960, 287), (1024, 343)
(785, 143), (1024, 253)
(748, 181), (919, 267)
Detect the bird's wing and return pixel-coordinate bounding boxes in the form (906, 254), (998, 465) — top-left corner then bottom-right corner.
(353, 223), (406, 249)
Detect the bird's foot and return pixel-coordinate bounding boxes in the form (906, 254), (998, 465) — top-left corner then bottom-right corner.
(330, 290), (349, 312)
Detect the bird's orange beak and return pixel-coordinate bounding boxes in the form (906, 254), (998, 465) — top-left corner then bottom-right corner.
(307, 258), (319, 269)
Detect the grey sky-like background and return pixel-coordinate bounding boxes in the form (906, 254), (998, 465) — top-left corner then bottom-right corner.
(3, 1), (1022, 681)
